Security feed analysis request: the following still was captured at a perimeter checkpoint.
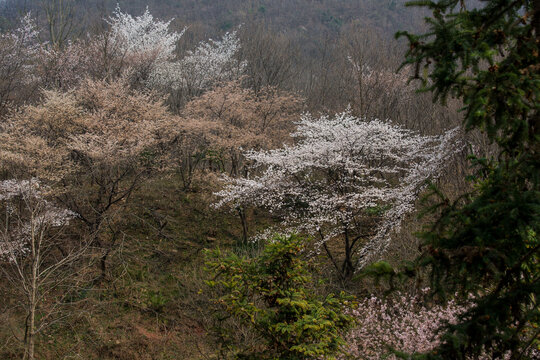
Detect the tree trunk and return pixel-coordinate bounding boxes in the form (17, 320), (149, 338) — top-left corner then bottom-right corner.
(26, 222), (39, 360)
(533, 0), (540, 39)
(26, 305), (35, 360)
(341, 227), (355, 279)
(238, 208), (248, 245)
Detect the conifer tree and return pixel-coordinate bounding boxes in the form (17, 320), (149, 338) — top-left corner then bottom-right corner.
(395, 1), (540, 358)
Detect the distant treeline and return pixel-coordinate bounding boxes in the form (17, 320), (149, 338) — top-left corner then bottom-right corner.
(0, 0), (423, 38)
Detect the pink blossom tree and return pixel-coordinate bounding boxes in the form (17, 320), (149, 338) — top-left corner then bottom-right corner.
(215, 110), (462, 278)
(0, 77), (177, 281)
(342, 290), (469, 360)
(342, 290), (540, 360)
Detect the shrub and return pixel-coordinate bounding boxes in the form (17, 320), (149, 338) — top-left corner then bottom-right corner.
(205, 234), (355, 359)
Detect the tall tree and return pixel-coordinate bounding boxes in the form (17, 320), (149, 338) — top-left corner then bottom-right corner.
(0, 179), (86, 360)
(42, 0), (76, 48)
(395, 0), (540, 358)
(0, 13), (40, 116)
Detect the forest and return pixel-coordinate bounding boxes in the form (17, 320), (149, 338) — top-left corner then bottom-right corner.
(0, 0), (538, 359)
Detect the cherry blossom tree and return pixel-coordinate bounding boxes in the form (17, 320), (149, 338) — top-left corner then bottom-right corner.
(107, 8), (246, 96)
(108, 5), (183, 63)
(149, 30), (246, 109)
(37, 7), (181, 91)
(106, 7), (243, 95)
(0, 13), (41, 115)
(342, 290), (540, 360)
(106, 6), (185, 87)
(215, 110), (462, 278)
(179, 80), (302, 177)
(342, 289), (469, 360)
(38, 33), (122, 90)
(38, 7), (243, 102)
(152, 31), (244, 90)
(0, 179), (85, 360)
(0, 77), (177, 281)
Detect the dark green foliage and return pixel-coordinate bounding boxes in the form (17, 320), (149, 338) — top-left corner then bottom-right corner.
(396, 0), (540, 358)
(397, 0), (539, 154)
(205, 235), (355, 360)
(414, 158), (540, 359)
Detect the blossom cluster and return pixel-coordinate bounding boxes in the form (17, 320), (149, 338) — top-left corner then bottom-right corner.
(0, 12), (41, 110)
(106, 7), (243, 92)
(0, 78), (174, 181)
(343, 290), (468, 359)
(108, 6), (184, 64)
(1, 13), (41, 60)
(148, 30), (245, 92)
(0, 179), (76, 261)
(37, 7), (242, 94)
(343, 290), (540, 360)
(215, 110), (463, 269)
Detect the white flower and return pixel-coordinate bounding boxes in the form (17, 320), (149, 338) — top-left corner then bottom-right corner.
(148, 30), (245, 91)
(215, 110), (463, 270)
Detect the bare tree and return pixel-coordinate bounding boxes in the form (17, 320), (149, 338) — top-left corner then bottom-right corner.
(239, 23), (296, 94)
(42, 0), (76, 48)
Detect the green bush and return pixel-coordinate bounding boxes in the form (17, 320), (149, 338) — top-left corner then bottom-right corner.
(205, 234), (355, 360)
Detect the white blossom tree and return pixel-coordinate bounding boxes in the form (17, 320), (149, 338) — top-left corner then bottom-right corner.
(0, 13), (41, 115)
(106, 7), (243, 100)
(106, 6), (184, 86)
(38, 7), (243, 101)
(148, 30), (245, 95)
(108, 6), (182, 63)
(215, 110), (462, 278)
(0, 179), (85, 360)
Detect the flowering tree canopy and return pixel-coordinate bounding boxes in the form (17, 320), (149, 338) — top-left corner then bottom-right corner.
(343, 290), (540, 360)
(104, 6), (184, 87)
(106, 7), (244, 95)
(176, 31), (245, 91)
(215, 110), (462, 276)
(0, 13), (41, 113)
(1, 13), (41, 63)
(0, 77), (178, 245)
(343, 290), (469, 360)
(108, 6), (183, 64)
(178, 80), (302, 176)
(0, 78), (172, 181)
(37, 7), (243, 97)
(0, 179), (76, 261)
(148, 31), (244, 93)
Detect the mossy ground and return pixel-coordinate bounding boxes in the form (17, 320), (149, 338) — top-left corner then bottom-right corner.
(0, 170), (448, 359)
(0, 175), (268, 359)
